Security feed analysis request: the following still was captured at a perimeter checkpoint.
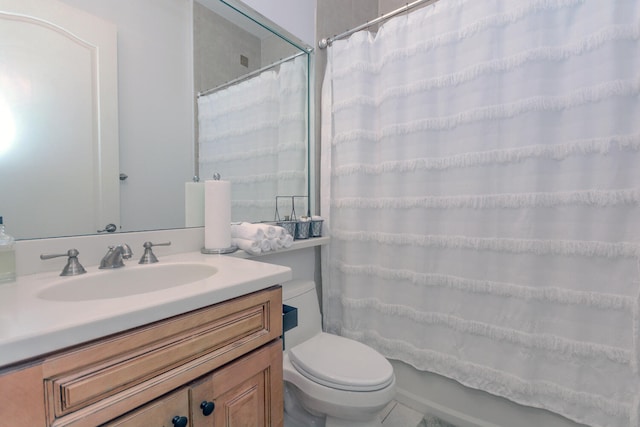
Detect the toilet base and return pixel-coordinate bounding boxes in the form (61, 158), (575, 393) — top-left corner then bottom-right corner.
(284, 383), (325, 427)
(284, 382), (387, 427)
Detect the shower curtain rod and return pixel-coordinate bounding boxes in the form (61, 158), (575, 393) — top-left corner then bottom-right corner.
(198, 50), (307, 98)
(318, 0), (440, 49)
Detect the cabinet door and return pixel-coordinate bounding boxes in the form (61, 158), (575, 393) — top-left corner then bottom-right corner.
(102, 388), (190, 427)
(0, 363), (46, 427)
(190, 340), (283, 427)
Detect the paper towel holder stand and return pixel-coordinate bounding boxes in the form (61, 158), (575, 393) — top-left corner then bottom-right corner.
(201, 246), (237, 255)
(201, 173), (238, 255)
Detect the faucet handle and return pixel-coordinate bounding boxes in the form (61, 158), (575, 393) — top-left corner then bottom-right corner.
(139, 241), (171, 264)
(40, 249), (87, 276)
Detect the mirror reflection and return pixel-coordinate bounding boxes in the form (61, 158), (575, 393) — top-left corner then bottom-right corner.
(0, 0), (311, 241)
(0, 0), (120, 240)
(194, 0), (310, 224)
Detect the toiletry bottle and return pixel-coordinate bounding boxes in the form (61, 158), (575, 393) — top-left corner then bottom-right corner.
(0, 216), (16, 283)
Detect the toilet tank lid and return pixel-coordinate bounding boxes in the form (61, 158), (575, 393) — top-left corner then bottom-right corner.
(282, 280), (316, 301)
(289, 332), (395, 392)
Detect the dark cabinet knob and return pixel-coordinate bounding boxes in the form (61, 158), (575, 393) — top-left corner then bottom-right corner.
(200, 400), (215, 416)
(172, 415), (188, 427)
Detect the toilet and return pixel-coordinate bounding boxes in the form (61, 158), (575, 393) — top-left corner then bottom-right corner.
(282, 280), (396, 427)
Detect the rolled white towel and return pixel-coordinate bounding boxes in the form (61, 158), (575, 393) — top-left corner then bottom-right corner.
(268, 238), (281, 251)
(260, 224), (278, 239)
(260, 238), (272, 253)
(280, 234), (293, 249)
(275, 224), (291, 237)
(231, 222), (265, 241)
(231, 238), (261, 255)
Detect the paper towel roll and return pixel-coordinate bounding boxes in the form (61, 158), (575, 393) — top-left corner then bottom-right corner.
(185, 182), (204, 227)
(204, 180), (231, 249)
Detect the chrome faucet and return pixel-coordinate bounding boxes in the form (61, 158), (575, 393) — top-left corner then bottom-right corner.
(99, 244), (133, 269)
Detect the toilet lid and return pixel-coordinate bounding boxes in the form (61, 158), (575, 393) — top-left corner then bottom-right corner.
(288, 333), (394, 392)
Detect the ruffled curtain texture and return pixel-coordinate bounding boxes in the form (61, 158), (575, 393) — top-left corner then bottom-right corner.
(198, 55), (307, 222)
(320, 1), (640, 426)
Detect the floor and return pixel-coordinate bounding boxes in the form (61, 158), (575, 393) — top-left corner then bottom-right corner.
(379, 401), (426, 427)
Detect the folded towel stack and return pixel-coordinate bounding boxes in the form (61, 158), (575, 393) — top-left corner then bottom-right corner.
(231, 222), (293, 255)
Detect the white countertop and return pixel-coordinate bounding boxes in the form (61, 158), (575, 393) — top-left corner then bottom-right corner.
(0, 252), (292, 368)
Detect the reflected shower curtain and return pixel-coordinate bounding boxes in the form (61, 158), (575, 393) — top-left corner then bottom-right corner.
(198, 55), (307, 222)
(321, 1), (640, 426)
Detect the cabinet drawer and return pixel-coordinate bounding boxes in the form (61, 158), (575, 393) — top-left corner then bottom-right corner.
(43, 286), (282, 427)
(101, 388), (189, 427)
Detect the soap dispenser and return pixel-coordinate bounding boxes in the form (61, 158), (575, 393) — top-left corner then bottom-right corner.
(0, 216), (16, 284)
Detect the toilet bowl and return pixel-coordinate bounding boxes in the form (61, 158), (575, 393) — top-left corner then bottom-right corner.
(282, 280), (396, 427)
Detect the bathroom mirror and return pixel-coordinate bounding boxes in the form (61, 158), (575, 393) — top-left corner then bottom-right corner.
(0, 0), (312, 240)
(194, 0), (311, 226)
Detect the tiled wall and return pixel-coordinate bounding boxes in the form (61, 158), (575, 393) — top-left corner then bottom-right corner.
(193, 1), (261, 94)
(194, 1), (305, 94)
(379, 0), (412, 15)
(261, 34), (300, 67)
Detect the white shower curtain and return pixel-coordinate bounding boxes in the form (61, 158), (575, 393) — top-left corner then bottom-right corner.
(198, 54), (307, 222)
(321, 1), (640, 426)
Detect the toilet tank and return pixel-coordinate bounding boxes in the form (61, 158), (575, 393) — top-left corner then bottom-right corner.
(282, 280), (322, 350)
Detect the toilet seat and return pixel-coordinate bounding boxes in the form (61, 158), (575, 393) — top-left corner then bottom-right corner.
(289, 333), (394, 392)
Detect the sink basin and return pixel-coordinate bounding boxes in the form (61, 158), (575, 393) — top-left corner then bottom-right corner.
(37, 263), (218, 301)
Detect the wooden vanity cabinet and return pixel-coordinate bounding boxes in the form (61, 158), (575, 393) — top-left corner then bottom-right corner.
(0, 286), (284, 427)
(104, 340), (283, 427)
